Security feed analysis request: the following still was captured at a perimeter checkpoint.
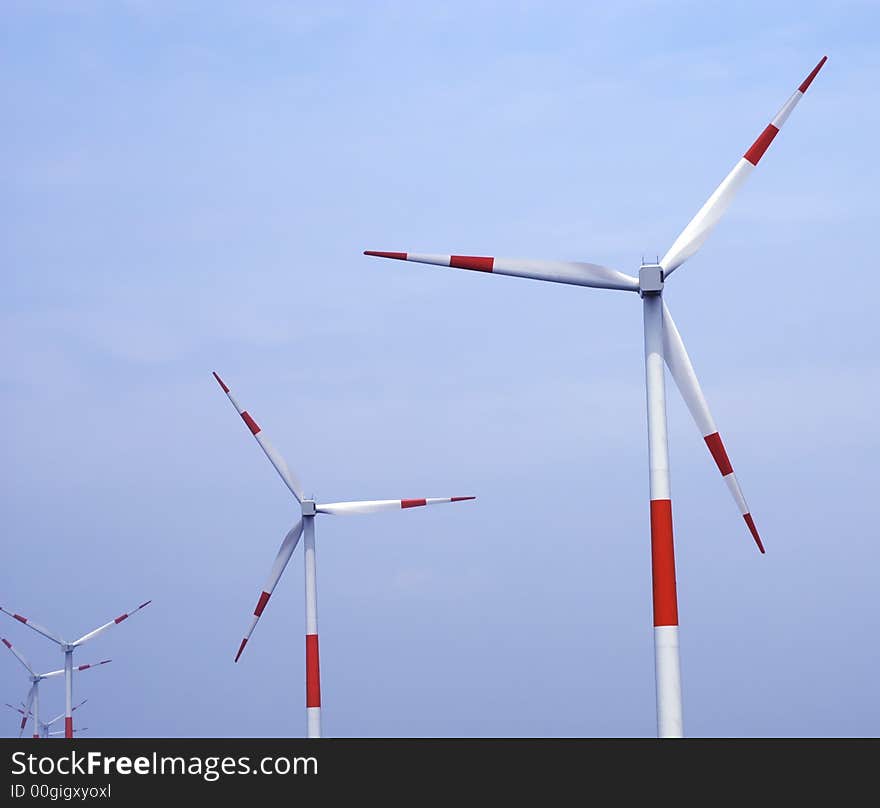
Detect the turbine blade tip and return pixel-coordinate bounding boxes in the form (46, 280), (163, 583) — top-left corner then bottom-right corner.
(364, 250), (407, 260)
(799, 55), (828, 93)
(234, 638), (248, 663)
(743, 513), (765, 553)
(212, 372), (230, 393)
(451, 496), (476, 502)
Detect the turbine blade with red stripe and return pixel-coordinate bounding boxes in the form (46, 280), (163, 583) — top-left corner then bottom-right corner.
(71, 600), (152, 647)
(20, 684), (36, 738)
(0, 607), (65, 645)
(662, 302), (764, 552)
(364, 252), (639, 292)
(661, 56), (827, 277)
(235, 520), (304, 662)
(46, 699), (86, 728)
(317, 496), (476, 515)
(43, 659), (111, 676)
(213, 372), (305, 503)
(2, 637), (36, 675)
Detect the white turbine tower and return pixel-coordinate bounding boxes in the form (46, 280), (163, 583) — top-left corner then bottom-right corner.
(214, 371), (476, 738)
(1, 601), (150, 738)
(365, 57), (827, 737)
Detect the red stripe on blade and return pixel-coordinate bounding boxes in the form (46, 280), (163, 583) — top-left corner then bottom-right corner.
(20, 717), (26, 730)
(138, 601), (152, 610)
(13, 614), (27, 624)
(306, 634), (321, 708)
(1, 639), (10, 648)
(744, 124), (779, 166)
(704, 432), (734, 476)
(799, 56), (827, 93)
(254, 591), (271, 617)
(450, 496), (476, 502)
(78, 664), (91, 671)
(241, 411), (261, 435)
(650, 499), (679, 627)
(450, 255), (494, 272)
(401, 498), (427, 508)
(114, 614), (128, 624)
(743, 513), (766, 553)
(212, 372), (230, 393)
(364, 251), (407, 260)
(234, 638), (248, 663)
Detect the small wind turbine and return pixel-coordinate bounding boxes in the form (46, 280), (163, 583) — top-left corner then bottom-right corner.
(1, 601), (150, 738)
(2, 637), (108, 738)
(214, 371), (476, 738)
(6, 698), (88, 739)
(365, 57), (827, 737)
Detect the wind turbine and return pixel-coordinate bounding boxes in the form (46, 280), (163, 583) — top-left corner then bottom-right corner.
(6, 698), (88, 739)
(1, 601), (150, 738)
(2, 637), (108, 739)
(365, 57), (827, 737)
(213, 371), (476, 738)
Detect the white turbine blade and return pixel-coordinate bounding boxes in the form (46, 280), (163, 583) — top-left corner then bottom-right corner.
(662, 302), (764, 553)
(50, 727), (88, 735)
(20, 684), (36, 738)
(234, 520), (304, 662)
(317, 496), (476, 515)
(0, 606), (65, 645)
(1, 637), (36, 675)
(72, 601), (151, 647)
(46, 699), (86, 728)
(364, 251), (639, 292)
(37, 668), (65, 679)
(213, 372), (305, 503)
(661, 56), (827, 277)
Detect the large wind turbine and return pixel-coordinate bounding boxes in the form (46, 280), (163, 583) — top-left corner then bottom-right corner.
(365, 57), (827, 737)
(2, 637), (108, 739)
(214, 371), (476, 738)
(1, 601), (150, 738)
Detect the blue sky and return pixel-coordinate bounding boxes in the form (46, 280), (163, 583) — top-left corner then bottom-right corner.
(2, 1), (877, 737)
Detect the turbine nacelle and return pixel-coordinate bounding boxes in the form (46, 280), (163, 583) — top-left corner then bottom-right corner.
(638, 263), (664, 297)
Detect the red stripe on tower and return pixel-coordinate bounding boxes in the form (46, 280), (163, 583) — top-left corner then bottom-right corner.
(306, 634), (321, 708)
(704, 432), (734, 476)
(744, 124), (779, 166)
(799, 56), (827, 93)
(241, 412), (261, 435)
(650, 500), (679, 627)
(65, 717), (73, 739)
(450, 255), (494, 272)
(254, 591), (271, 617)
(401, 498), (427, 508)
